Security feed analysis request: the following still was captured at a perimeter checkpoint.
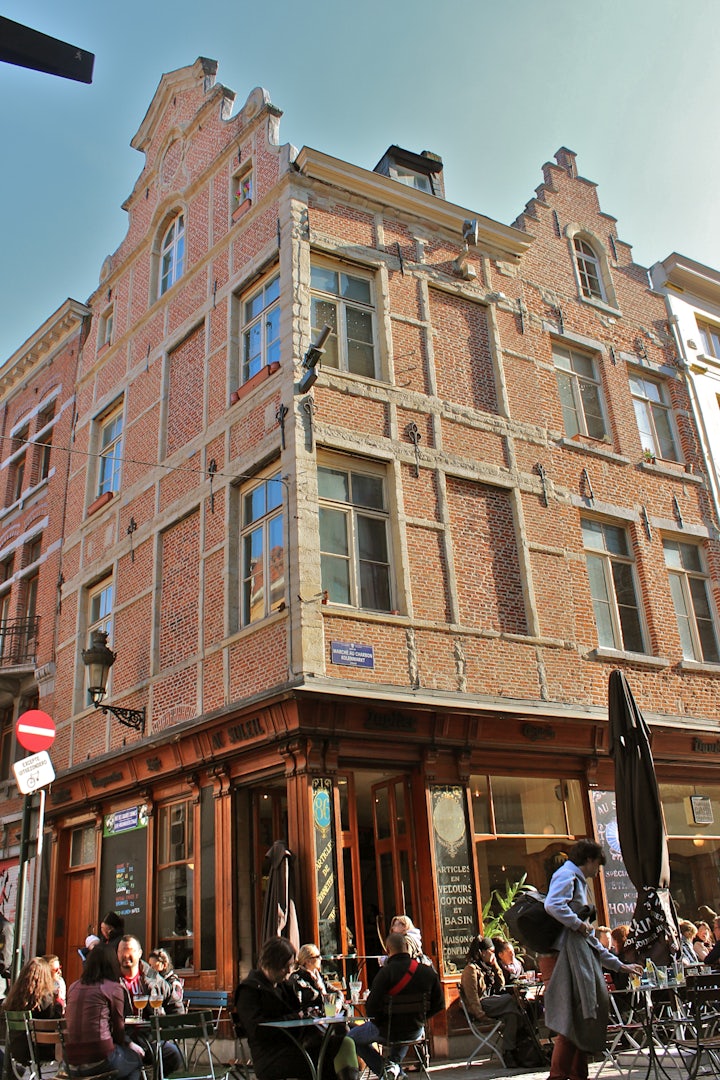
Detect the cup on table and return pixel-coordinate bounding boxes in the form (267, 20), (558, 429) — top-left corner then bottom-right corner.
(324, 992), (338, 1018)
(349, 981), (361, 1004)
(133, 992), (149, 1017)
(630, 972), (641, 991)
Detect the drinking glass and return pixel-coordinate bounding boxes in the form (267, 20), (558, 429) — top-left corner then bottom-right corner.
(349, 981), (361, 1004)
(324, 993), (337, 1018)
(133, 992), (149, 1018)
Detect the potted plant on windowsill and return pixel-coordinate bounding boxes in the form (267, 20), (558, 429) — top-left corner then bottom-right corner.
(642, 447), (656, 465)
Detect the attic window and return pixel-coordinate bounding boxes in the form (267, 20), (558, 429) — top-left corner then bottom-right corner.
(388, 165), (432, 193)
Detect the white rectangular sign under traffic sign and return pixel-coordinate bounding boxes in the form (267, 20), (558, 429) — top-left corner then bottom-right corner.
(13, 751), (55, 794)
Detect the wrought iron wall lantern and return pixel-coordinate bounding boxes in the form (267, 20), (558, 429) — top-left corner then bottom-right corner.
(81, 629), (146, 733)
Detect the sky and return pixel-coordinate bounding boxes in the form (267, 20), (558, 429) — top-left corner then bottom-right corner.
(1, 0), (719, 362)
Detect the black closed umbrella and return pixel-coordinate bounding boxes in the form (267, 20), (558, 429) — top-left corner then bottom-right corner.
(260, 838), (300, 950)
(608, 669), (680, 964)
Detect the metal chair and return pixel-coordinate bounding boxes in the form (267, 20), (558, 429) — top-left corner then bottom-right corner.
(673, 984), (720, 1080)
(152, 1010), (226, 1080)
(376, 992), (431, 1080)
(458, 996), (505, 1070)
(3, 1013), (66, 1080)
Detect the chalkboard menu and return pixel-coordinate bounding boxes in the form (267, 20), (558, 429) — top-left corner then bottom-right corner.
(431, 786), (476, 974)
(99, 804), (148, 940)
(590, 789), (637, 922)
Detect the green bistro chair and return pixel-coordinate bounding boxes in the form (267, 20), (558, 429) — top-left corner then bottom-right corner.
(152, 1011), (226, 1080)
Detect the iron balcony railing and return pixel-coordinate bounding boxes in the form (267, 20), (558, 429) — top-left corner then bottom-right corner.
(0, 616), (39, 667)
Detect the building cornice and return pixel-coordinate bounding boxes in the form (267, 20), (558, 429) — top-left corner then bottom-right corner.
(0, 298), (90, 399)
(294, 146), (534, 263)
(654, 252), (720, 307)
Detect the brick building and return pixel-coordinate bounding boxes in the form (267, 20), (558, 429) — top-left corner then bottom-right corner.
(2, 58), (720, 1043)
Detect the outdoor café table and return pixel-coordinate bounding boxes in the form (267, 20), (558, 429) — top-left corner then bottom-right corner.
(628, 980), (690, 1080)
(259, 1015), (349, 1080)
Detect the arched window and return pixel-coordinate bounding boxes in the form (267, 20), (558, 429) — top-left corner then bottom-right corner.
(160, 213), (185, 295)
(573, 236), (605, 301)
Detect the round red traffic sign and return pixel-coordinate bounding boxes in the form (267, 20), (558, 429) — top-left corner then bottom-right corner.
(16, 709), (56, 752)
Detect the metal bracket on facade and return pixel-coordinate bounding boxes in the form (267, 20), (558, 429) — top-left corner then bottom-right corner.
(641, 504), (653, 541)
(673, 495), (684, 529)
(405, 422), (422, 477)
(554, 306), (565, 336)
(395, 241), (405, 277)
(302, 396), (315, 450)
(276, 403), (289, 450)
(535, 462), (550, 507)
(207, 459), (218, 514)
(581, 468), (594, 504)
(127, 517), (138, 562)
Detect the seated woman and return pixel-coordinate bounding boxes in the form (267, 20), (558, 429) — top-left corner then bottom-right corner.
(694, 921), (712, 960)
(492, 939), (524, 983)
(234, 937), (359, 1080)
(3, 956), (62, 1065)
(679, 921), (700, 965)
(460, 936), (526, 1068)
(147, 947), (184, 1006)
(288, 944), (328, 1015)
(64, 945), (144, 1080)
(387, 916), (433, 967)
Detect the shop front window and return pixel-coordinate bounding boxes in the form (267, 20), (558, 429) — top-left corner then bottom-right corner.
(660, 782), (720, 918)
(157, 800), (194, 969)
(471, 775), (586, 899)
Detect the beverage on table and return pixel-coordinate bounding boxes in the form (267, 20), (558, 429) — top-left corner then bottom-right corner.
(133, 992), (149, 1017)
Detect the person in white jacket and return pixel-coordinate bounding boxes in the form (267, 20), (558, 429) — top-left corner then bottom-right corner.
(543, 840), (642, 1080)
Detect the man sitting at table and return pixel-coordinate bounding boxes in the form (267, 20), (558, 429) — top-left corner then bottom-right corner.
(117, 935), (184, 1074)
(234, 937), (359, 1080)
(349, 933), (443, 1080)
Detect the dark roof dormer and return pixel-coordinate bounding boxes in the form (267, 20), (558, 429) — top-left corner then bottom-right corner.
(373, 146), (445, 199)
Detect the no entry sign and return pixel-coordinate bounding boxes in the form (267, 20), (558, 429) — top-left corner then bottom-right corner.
(15, 709), (56, 753)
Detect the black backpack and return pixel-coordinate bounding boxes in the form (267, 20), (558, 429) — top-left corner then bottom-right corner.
(504, 887), (562, 953)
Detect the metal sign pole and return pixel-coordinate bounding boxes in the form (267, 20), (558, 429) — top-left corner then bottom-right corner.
(11, 793), (33, 982)
(29, 789), (46, 957)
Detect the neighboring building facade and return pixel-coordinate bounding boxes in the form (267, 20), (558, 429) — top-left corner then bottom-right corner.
(651, 253), (720, 530)
(2, 59), (720, 1050)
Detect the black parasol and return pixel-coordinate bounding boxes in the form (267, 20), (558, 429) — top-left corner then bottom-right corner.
(608, 669), (680, 963)
(260, 838), (300, 950)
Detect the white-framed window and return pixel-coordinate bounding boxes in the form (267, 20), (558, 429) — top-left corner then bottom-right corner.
(160, 213), (185, 296)
(241, 471), (285, 624)
(310, 263), (377, 378)
(242, 274), (280, 383)
(99, 306), (114, 349)
(97, 407), (123, 497)
(88, 577), (114, 640)
(573, 236), (605, 301)
(582, 518), (645, 653)
(629, 371), (679, 462)
(84, 576), (114, 701)
(698, 321), (720, 359)
(664, 539), (720, 663)
(553, 344), (608, 440)
(36, 402), (55, 482)
(318, 460), (392, 611)
(389, 164), (432, 192)
(233, 166), (253, 208)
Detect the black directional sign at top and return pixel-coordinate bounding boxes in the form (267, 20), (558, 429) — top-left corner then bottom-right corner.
(0, 17), (94, 83)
